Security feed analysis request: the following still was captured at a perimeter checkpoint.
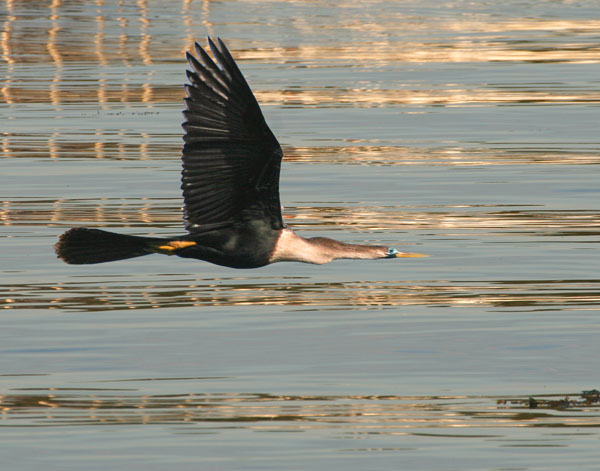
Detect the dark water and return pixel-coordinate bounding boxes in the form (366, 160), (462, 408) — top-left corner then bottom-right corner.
(2, 1), (600, 469)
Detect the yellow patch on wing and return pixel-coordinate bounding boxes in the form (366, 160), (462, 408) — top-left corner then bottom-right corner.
(155, 240), (197, 253)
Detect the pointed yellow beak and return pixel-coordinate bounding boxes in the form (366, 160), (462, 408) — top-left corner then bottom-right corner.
(394, 252), (429, 258)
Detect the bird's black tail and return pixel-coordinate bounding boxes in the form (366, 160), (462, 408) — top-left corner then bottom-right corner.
(55, 228), (172, 265)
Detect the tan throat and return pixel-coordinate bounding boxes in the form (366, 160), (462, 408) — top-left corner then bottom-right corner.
(269, 228), (388, 265)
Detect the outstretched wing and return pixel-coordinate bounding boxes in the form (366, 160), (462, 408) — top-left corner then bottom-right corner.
(181, 37), (284, 233)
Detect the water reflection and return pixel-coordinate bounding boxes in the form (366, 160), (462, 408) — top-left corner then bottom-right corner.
(3, 1), (600, 67)
(5, 83), (600, 107)
(257, 87), (600, 107)
(4, 137), (600, 165)
(3, 1), (600, 109)
(3, 198), (599, 237)
(287, 145), (600, 166)
(2, 389), (599, 430)
(1, 198), (181, 229)
(2, 277), (599, 312)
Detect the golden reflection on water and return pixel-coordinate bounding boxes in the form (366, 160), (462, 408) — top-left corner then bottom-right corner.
(3, 198), (600, 237)
(256, 87), (600, 107)
(4, 3), (600, 66)
(1, 85), (183, 105)
(1, 390), (599, 430)
(1, 137), (174, 161)
(2, 1), (600, 108)
(284, 146), (600, 166)
(5, 83), (600, 107)
(2, 277), (599, 312)
(4, 136), (600, 166)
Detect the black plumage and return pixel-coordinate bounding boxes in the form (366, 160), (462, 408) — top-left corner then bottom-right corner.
(181, 38), (284, 233)
(55, 38), (425, 268)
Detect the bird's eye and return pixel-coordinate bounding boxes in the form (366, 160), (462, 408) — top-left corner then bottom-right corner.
(387, 248), (398, 256)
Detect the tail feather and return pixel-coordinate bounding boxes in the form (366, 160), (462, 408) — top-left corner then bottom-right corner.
(55, 228), (166, 265)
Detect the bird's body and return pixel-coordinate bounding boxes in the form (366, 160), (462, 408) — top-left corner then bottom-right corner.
(55, 38), (426, 267)
(178, 220), (281, 268)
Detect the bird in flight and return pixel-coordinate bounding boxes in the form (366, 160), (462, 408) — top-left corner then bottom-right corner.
(55, 38), (426, 268)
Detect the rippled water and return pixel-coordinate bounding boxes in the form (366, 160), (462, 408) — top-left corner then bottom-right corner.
(2, 1), (600, 469)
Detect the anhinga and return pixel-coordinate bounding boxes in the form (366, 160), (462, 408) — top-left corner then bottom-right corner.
(55, 38), (426, 268)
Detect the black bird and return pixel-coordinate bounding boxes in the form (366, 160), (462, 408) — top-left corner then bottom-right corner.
(55, 38), (426, 268)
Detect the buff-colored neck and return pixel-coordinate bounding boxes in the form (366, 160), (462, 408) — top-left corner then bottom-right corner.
(269, 228), (389, 265)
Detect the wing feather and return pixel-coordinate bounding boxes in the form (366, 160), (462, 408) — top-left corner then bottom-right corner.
(181, 38), (284, 232)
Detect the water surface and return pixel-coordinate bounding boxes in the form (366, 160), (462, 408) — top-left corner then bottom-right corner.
(1, 1), (600, 469)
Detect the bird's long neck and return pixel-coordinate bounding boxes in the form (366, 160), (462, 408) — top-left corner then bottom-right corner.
(269, 228), (388, 265)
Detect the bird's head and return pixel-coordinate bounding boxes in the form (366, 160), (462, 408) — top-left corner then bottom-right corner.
(386, 247), (428, 258)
